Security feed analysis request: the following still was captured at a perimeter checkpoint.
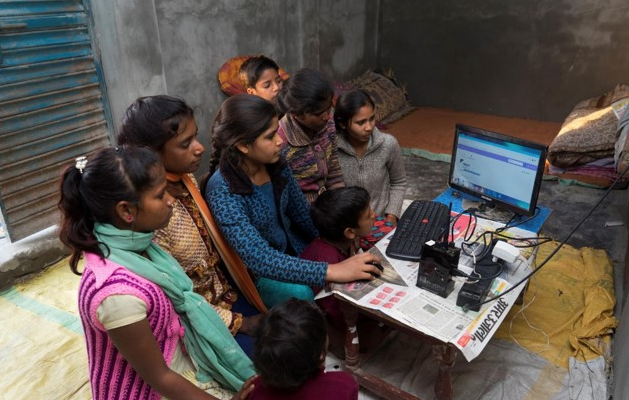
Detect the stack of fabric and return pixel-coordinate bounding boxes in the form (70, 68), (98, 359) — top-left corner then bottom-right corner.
(546, 84), (629, 188)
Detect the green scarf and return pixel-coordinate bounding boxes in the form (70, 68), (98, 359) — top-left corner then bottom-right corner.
(93, 223), (254, 391)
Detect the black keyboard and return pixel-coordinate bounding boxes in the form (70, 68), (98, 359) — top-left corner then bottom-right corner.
(386, 200), (451, 262)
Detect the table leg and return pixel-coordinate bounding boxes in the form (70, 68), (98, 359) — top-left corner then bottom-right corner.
(432, 344), (456, 400)
(341, 301), (360, 368)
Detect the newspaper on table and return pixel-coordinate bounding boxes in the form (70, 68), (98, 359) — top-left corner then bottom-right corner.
(328, 215), (537, 362)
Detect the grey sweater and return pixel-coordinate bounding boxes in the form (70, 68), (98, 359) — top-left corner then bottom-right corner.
(337, 128), (407, 218)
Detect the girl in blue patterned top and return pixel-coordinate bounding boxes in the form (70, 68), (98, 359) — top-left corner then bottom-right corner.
(204, 94), (382, 308)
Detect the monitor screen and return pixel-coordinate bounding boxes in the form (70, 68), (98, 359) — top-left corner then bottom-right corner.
(448, 124), (547, 216)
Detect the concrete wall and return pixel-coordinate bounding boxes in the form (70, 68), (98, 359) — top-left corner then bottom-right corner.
(156, 0), (379, 169)
(90, 0), (168, 135)
(91, 0), (378, 169)
(379, 0), (629, 121)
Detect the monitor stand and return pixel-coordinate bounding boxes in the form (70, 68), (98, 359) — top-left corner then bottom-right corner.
(461, 198), (514, 223)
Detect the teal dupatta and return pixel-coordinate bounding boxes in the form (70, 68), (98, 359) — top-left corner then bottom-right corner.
(92, 223), (254, 391)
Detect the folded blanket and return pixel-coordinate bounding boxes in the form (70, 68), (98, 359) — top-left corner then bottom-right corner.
(548, 84), (629, 169)
(544, 158), (628, 189)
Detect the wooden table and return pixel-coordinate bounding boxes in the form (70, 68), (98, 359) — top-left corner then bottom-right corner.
(334, 206), (540, 399)
(336, 295), (457, 400)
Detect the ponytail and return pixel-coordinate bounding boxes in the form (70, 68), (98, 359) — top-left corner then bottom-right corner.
(58, 146), (161, 274)
(58, 164), (100, 274)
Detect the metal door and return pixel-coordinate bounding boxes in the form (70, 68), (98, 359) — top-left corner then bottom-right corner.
(0, 0), (112, 241)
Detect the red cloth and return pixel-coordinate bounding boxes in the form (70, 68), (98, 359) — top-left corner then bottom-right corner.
(249, 370), (358, 400)
(359, 215), (395, 251)
(301, 237), (347, 264)
(301, 238), (348, 330)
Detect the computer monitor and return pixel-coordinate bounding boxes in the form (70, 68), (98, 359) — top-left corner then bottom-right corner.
(448, 124), (547, 217)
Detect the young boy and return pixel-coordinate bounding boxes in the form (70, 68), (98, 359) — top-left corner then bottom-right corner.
(301, 186), (375, 264)
(301, 186), (376, 331)
(250, 299), (358, 400)
(238, 55), (284, 103)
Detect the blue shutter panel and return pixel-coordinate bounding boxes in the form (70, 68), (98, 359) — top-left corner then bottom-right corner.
(0, 0), (111, 241)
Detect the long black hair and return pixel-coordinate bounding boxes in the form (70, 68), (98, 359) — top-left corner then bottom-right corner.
(58, 146), (162, 274)
(276, 67), (334, 117)
(117, 95), (194, 150)
(208, 94), (278, 178)
(333, 88), (376, 135)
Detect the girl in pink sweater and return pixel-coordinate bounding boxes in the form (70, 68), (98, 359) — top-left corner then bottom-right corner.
(58, 146), (255, 400)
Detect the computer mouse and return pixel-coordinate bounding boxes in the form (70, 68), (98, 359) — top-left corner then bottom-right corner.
(355, 262), (384, 282)
(368, 261), (384, 272)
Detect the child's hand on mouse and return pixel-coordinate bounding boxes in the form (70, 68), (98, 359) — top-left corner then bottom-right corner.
(326, 252), (383, 283)
(368, 260), (384, 276)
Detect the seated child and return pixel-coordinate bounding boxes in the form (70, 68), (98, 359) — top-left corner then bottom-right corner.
(276, 68), (345, 203)
(302, 186), (374, 263)
(59, 146), (254, 399)
(117, 95), (260, 357)
(250, 299), (358, 400)
(301, 186), (375, 330)
(239, 55), (284, 103)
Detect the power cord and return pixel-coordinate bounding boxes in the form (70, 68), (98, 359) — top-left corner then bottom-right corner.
(507, 268), (550, 355)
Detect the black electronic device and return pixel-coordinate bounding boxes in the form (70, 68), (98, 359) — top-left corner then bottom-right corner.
(448, 124), (547, 217)
(456, 261), (502, 311)
(369, 261), (384, 272)
(416, 241), (460, 297)
(417, 258), (453, 298)
(386, 200), (451, 261)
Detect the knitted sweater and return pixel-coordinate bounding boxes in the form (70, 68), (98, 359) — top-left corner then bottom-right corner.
(277, 114), (345, 203)
(337, 128), (407, 218)
(205, 161), (327, 287)
(79, 253), (182, 400)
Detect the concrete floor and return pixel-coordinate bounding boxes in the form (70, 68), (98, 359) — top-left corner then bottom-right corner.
(403, 155), (629, 311)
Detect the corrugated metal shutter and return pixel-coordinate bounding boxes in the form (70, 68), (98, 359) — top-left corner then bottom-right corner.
(0, 0), (112, 242)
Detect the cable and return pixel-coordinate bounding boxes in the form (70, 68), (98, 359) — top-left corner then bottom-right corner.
(450, 207), (477, 243)
(508, 274), (550, 355)
(495, 206), (542, 233)
(460, 162), (629, 312)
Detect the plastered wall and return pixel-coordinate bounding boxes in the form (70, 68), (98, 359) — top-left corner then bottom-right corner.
(91, 0), (378, 170)
(379, 0), (629, 121)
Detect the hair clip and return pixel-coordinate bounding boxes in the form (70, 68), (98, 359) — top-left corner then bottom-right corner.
(75, 156), (88, 174)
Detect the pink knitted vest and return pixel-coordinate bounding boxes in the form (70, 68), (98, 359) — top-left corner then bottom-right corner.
(79, 253), (183, 400)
